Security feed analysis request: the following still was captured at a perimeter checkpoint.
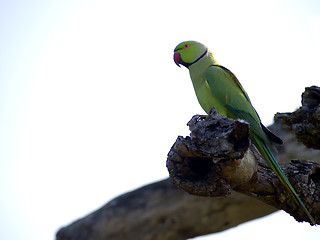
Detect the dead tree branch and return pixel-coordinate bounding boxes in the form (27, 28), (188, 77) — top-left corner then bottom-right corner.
(56, 179), (276, 240)
(275, 85), (320, 150)
(56, 86), (320, 240)
(166, 108), (320, 224)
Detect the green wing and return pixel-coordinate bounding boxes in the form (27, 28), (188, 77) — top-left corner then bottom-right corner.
(204, 65), (269, 144)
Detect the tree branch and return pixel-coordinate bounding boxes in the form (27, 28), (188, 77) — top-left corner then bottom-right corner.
(166, 108), (320, 224)
(275, 86), (320, 150)
(56, 86), (320, 240)
(56, 179), (276, 240)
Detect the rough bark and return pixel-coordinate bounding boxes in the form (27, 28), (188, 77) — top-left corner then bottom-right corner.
(56, 179), (276, 240)
(167, 108), (320, 224)
(275, 86), (320, 150)
(56, 86), (320, 240)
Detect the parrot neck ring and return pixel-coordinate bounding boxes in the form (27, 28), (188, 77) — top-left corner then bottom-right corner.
(174, 48), (208, 68)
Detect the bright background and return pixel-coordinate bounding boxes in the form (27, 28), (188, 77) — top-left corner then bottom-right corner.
(1, 0), (320, 239)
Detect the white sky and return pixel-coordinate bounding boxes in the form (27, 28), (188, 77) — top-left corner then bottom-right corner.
(0, 0), (320, 239)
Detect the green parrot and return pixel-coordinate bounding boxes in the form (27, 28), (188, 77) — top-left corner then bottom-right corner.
(173, 40), (315, 224)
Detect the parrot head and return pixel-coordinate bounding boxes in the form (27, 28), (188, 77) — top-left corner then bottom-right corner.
(173, 41), (208, 68)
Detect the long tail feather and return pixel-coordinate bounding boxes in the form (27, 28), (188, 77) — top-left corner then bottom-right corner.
(254, 139), (315, 225)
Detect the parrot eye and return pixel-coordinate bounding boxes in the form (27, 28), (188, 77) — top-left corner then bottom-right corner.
(184, 44), (189, 49)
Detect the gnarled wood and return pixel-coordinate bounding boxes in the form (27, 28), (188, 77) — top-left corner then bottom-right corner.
(275, 86), (320, 150)
(56, 86), (320, 240)
(56, 179), (276, 240)
(166, 108), (320, 224)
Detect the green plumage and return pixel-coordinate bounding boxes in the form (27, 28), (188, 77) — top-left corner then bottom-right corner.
(174, 40), (315, 224)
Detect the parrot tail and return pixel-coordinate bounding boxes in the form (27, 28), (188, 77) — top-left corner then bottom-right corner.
(256, 140), (315, 225)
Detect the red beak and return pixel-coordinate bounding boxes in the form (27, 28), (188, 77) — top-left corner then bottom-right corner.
(173, 52), (181, 67)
